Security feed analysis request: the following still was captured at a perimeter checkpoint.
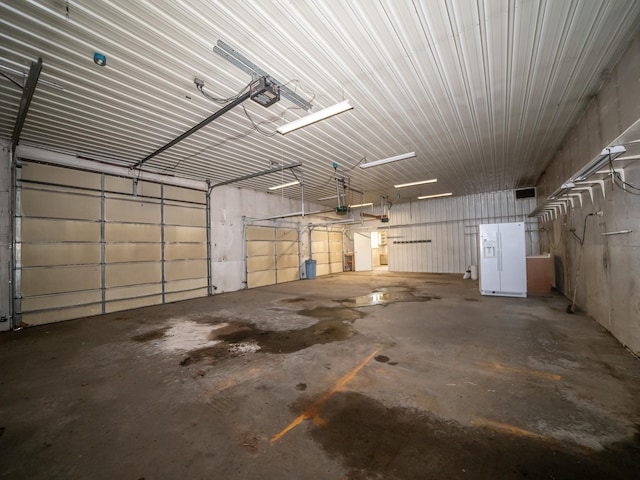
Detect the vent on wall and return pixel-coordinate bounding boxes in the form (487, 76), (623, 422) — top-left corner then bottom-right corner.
(515, 187), (536, 199)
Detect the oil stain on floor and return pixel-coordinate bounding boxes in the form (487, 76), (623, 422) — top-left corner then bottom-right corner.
(306, 391), (640, 480)
(180, 306), (363, 365)
(340, 287), (441, 307)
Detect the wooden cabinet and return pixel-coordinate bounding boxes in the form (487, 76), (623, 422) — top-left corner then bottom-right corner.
(344, 253), (354, 272)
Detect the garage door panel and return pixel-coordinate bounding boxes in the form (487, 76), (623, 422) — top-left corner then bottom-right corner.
(246, 227), (274, 241)
(22, 243), (100, 267)
(330, 262), (343, 273)
(106, 295), (163, 313)
(165, 278), (208, 293)
(277, 241), (298, 255)
(164, 204), (206, 226)
(22, 189), (100, 220)
(105, 197), (160, 223)
(329, 251), (343, 263)
(105, 284), (163, 301)
(105, 176), (161, 197)
(276, 229), (298, 241)
(247, 241), (275, 256)
(165, 225), (206, 243)
(164, 186), (204, 203)
(312, 241), (328, 253)
(165, 243), (206, 261)
(277, 267), (299, 283)
(22, 304), (103, 326)
(316, 263), (330, 276)
(277, 255), (298, 268)
(165, 288), (208, 303)
(329, 240), (342, 251)
(311, 231), (327, 242)
(22, 266), (101, 296)
(248, 270), (276, 288)
(22, 290), (102, 312)
(105, 263), (161, 288)
(23, 163), (100, 189)
(165, 259), (207, 281)
(22, 218), (99, 242)
(329, 232), (342, 242)
(18, 163), (209, 326)
(246, 226), (300, 288)
(314, 252), (330, 264)
(105, 244), (161, 263)
(247, 255), (275, 272)
(105, 223), (161, 242)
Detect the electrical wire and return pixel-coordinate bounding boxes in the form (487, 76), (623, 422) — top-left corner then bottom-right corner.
(607, 153), (640, 195)
(570, 213), (596, 246)
(197, 80), (251, 104)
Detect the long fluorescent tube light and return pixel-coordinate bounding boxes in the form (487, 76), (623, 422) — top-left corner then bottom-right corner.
(417, 192), (452, 200)
(349, 203), (373, 208)
(572, 146), (626, 181)
(268, 180), (300, 190)
(276, 100), (353, 135)
(317, 195), (339, 201)
(550, 182), (575, 199)
(394, 178), (437, 188)
(359, 152), (416, 169)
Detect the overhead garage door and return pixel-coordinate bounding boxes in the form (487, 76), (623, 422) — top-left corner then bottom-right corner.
(16, 162), (209, 326)
(311, 227), (344, 276)
(245, 225), (299, 288)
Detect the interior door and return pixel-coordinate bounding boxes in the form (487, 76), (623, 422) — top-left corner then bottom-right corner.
(354, 232), (372, 271)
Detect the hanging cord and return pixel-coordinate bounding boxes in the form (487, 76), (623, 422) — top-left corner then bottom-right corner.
(569, 212), (596, 246)
(196, 80), (251, 104)
(607, 153), (640, 195)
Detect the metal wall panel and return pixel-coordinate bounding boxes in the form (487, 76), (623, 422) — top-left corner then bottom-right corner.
(387, 190), (539, 273)
(17, 161), (208, 326)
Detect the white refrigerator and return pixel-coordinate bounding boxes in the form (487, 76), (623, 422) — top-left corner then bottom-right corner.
(478, 222), (527, 298)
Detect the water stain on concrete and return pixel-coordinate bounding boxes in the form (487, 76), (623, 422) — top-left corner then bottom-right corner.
(278, 297), (308, 304)
(307, 391), (640, 480)
(217, 319), (355, 354)
(298, 306), (364, 322)
(340, 287), (440, 307)
(131, 327), (169, 343)
(181, 312), (358, 365)
(465, 297), (480, 302)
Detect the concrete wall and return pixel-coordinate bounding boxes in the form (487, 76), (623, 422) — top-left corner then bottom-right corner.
(536, 34), (640, 355)
(0, 140), (11, 330)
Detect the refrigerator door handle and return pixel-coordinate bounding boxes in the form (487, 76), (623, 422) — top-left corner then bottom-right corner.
(497, 232), (502, 272)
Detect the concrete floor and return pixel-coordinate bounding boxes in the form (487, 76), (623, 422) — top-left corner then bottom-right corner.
(1, 272), (639, 479)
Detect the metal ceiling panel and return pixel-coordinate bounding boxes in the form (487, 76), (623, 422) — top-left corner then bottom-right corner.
(1, 0), (639, 206)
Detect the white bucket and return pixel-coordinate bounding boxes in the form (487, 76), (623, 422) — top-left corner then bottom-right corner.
(470, 265), (478, 280)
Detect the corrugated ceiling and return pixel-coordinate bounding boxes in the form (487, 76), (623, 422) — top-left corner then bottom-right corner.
(1, 0), (639, 206)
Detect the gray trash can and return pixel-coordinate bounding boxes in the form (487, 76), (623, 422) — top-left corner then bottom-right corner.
(304, 259), (317, 279)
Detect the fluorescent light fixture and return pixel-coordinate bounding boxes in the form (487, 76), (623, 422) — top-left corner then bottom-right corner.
(268, 180), (300, 191)
(572, 146), (626, 181)
(349, 203), (373, 208)
(417, 192), (452, 200)
(550, 181), (575, 199)
(276, 100), (353, 135)
(394, 178), (437, 188)
(317, 195), (339, 201)
(359, 152), (416, 169)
